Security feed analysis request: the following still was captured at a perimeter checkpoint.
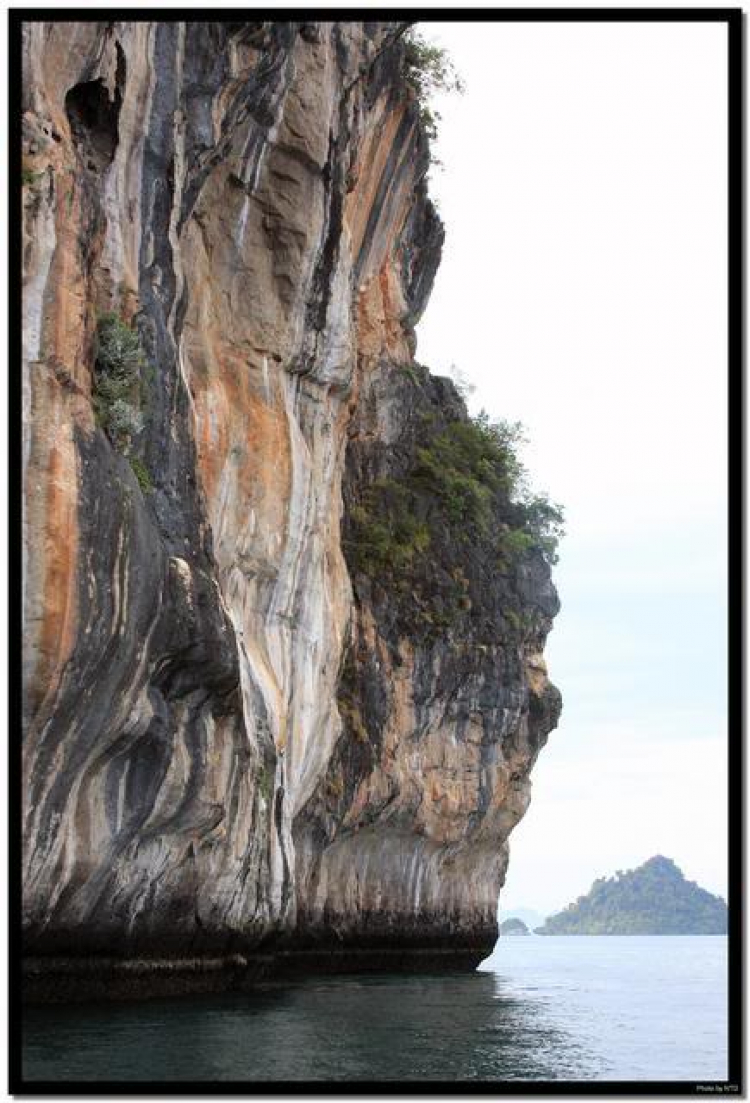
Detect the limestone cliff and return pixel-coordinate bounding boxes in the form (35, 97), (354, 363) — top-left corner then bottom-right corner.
(21, 19), (561, 990)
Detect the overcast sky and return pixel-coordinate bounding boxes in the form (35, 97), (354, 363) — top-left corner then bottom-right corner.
(415, 21), (729, 915)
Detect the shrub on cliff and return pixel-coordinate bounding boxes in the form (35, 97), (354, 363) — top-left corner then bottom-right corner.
(402, 28), (464, 143)
(411, 416), (525, 527)
(351, 483), (430, 575)
(514, 492), (565, 566)
(347, 407), (564, 632)
(93, 312), (153, 491)
(128, 455), (153, 494)
(96, 312), (146, 386)
(22, 166), (43, 187)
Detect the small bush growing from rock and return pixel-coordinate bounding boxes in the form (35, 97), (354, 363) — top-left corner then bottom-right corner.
(107, 397), (144, 441)
(128, 455), (153, 494)
(96, 312), (145, 385)
(516, 493), (565, 566)
(403, 28), (464, 143)
(93, 312), (147, 456)
(256, 764), (274, 804)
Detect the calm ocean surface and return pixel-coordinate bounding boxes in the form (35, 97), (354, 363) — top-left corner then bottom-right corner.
(22, 936), (728, 1084)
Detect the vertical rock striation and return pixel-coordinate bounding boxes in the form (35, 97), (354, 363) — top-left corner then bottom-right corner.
(21, 19), (561, 987)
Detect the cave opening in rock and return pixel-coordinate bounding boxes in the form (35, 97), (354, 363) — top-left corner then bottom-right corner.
(64, 46), (125, 172)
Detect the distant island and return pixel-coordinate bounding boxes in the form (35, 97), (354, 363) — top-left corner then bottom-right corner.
(499, 917), (530, 936)
(498, 907), (545, 931)
(535, 856), (728, 935)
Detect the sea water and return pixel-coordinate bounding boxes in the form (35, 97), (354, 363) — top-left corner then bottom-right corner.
(21, 935), (728, 1084)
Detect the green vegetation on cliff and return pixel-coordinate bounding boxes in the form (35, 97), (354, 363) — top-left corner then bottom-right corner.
(349, 411), (563, 582)
(536, 856), (728, 935)
(93, 312), (154, 492)
(343, 364), (563, 646)
(402, 28), (464, 143)
(93, 312), (146, 447)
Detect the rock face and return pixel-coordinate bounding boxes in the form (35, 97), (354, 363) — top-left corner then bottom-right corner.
(21, 19), (561, 982)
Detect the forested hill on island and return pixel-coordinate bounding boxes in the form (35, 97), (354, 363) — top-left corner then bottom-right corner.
(536, 857), (728, 935)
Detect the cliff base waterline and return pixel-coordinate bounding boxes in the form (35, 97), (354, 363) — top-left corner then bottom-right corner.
(22, 946), (492, 1005)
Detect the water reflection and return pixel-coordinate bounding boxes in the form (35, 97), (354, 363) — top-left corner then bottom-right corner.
(23, 969), (602, 1082)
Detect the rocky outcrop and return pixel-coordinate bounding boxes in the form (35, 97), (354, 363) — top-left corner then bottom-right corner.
(499, 918), (530, 936)
(21, 19), (561, 991)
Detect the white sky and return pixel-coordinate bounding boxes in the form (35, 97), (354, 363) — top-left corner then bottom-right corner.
(415, 21), (729, 915)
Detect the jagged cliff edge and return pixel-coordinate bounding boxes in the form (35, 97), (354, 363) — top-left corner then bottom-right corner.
(21, 20), (561, 1000)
